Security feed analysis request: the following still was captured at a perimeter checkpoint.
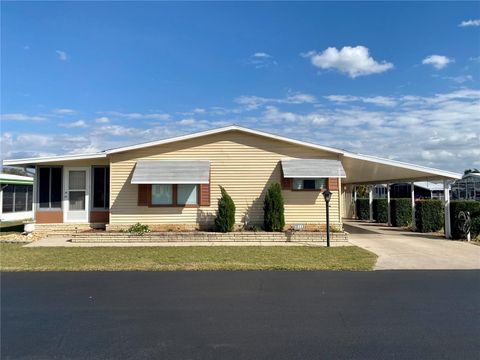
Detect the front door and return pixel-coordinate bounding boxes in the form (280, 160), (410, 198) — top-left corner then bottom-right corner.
(63, 167), (90, 223)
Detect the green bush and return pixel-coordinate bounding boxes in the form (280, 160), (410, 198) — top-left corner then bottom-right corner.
(356, 199), (370, 220)
(127, 223), (150, 235)
(214, 186), (236, 232)
(263, 182), (285, 232)
(415, 200), (444, 233)
(373, 199), (388, 223)
(450, 200), (480, 239)
(390, 198), (412, 227)
(471, 217), (480, 239)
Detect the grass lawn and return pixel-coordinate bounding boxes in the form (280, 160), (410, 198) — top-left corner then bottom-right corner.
(0, 243), (377, 271)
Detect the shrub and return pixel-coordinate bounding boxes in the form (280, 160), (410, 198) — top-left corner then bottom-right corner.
(373, 199), (388, 223)
(356, 199), (370, 220)
(263, 182), (285, 232)
(450, 200), (480, 239)
(471, 217), (480, 239)
(127, 223), (150, 235)
(214, 186), (236, 232)
(415, 200), (444, 233)
(390, 198), (412, 227)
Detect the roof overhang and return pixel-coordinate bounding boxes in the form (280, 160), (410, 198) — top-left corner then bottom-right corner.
(2, 153), (107, 167)
(281, 159), (346, 178)
(131, 160), (211, 184)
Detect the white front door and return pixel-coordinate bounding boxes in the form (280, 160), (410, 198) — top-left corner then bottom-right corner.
(63, 167), (90, 223)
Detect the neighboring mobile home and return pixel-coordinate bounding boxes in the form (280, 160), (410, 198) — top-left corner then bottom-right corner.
(2, 126), (461, 232)
(0, 173), (34, 224)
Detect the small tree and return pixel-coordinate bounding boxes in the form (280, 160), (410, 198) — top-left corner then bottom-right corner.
(263, 182), (285, 232)
(214, 186), (236, 232)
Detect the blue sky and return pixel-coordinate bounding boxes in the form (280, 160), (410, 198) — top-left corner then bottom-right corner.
(1, 2), (479, 172)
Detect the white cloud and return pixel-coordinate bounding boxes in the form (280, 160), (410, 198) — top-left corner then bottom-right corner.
(1, 113), (47, 121)
(100, 111), (171, 120)
(302, 46), (394, 78)
(193, 108), (206, 114)
(459, 19), (480, 27)
(422, 55), (454, 70)
(178, 119), (196, 125)
(247, 52), (277, 68)
(56, 50), (68, 61)
(95, 117), (110, 123)
(59, 120), (87, 128)
(53, 108), (76, 115)
(235, 93), (317, 110)
(253, 52), (272, 58)
(441, 75), (473, 84)
(325, 95), (397, 107)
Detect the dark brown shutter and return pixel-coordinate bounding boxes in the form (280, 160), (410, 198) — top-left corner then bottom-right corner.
(281, 170), (292, 190)
(138, 184), (150, 206)
(327, 178), (339, 191)
(199, 183), (210, 206)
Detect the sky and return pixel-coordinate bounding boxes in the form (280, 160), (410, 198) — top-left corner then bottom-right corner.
(1, 1), (479, 173)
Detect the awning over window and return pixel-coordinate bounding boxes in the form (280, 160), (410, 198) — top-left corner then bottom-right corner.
(131, 160), (210, 184)
(281, 159), (346, 178)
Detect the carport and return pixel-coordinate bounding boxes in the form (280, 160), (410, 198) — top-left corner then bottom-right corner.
(340, 152), (462, 238)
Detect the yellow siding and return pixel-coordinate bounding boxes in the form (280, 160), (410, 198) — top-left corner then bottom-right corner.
(109, 131), (342, 229)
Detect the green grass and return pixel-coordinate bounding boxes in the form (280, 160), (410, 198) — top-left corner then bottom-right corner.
(0, 244), (377, 271)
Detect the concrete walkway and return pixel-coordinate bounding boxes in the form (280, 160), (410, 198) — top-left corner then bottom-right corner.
(345, 220), (480, 270)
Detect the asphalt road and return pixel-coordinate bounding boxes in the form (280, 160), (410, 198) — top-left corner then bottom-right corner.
(2, 271), (479, 360)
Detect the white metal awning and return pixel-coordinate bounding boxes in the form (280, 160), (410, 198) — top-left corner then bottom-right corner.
(281, 159), (346, 178)
(131, 160), (210, 184)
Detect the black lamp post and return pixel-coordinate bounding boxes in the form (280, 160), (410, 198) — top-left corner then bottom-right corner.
(323, 190), (332, 247)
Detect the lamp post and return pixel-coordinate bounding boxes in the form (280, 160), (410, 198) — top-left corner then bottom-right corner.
(323, 190), (332, 247)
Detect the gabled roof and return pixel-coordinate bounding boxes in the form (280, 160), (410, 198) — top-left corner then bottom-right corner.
(1, 125), (462, 181)
(104, 125), (346, 155)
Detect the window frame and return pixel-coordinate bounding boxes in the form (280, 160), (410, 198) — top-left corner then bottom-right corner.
(291, 178), (327, 192)
(91, 166), (110, 210)
(38, 166), (63, 210)
(149, 184), (200, 207)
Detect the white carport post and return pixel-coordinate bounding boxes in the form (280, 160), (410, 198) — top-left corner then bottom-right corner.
(369, 186), (373, 222)
(444, 180), (451, 239)
(353, 186), (357, 219)
(411, 181), (415, 227)
(387, 184), (391, 226)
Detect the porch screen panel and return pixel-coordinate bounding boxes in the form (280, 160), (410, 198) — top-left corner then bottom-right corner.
(50, 168), (62, 208)
(93, 167), (106, 208)
(27, 186), (33, 211)
(69, 191), (86, 210)
(2, 185), (14, 213)
(14, 185), (27, 212)
(69, 171), (86, 190)
(39, 168), (50, 208)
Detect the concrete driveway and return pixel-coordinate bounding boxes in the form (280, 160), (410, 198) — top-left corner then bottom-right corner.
(345, 220), (480, 270)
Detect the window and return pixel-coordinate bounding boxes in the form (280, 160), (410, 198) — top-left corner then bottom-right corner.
(93, 167), (109, 209)
(152, 184), (173, 205)
(2, 184), (33, 213)
(39, 167), (62, 208)
(177, 184), (197, 205)
(150, 184), (198, 206)
(292, 178), (326, 191)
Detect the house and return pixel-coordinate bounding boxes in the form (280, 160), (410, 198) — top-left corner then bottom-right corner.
(2, 125), (462, 235)
(372, 182), (444, 200)
(0, 173), (34, 224)
(451, 172), (480, 201)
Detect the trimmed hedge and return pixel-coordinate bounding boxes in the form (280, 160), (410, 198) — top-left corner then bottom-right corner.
(356, 199), (370, 220)
(415, 200), (444, 233)
(372, 199), (388, 223)
(450, 200), (480, 239)
(390, 198), (412, 227)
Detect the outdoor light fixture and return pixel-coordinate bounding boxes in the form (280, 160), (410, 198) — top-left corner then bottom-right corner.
(323, 190), (332, 247)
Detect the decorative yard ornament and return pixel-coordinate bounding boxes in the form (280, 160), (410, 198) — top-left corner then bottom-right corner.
(456, 211), (471, 240)
(323, 190), (332, 247)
